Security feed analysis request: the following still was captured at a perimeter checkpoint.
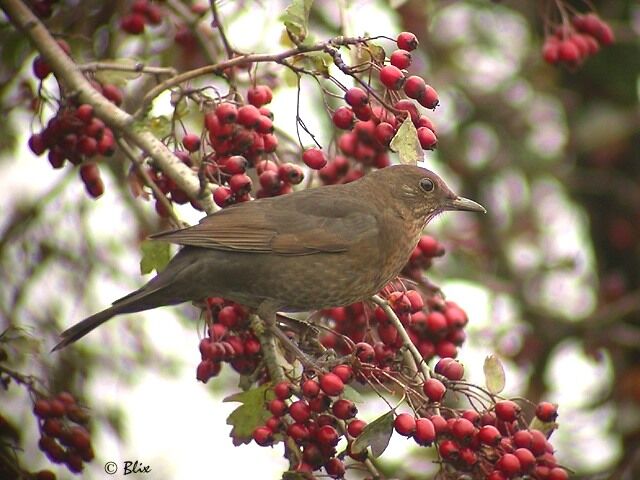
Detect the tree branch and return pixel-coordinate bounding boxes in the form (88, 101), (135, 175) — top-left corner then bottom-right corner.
(0, 0), (215, 214)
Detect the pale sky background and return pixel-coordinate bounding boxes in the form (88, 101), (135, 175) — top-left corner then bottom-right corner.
(1, 1), (621, 478)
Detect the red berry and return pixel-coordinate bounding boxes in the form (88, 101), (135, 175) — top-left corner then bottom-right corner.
(262, 133), (278, 153)
(277, 163), (304, 185)
(332, 399), (357, 420)
(514, 447), (536, 472)
(213, 186), (233, 207)
(355, 341), (375, 362)
(75, 104), (94, 123)
(535, 402), (558, 422)
(215, 102), (238, 124)
(394, 99), (419, 124)
(300, 379), (320, 398)
(423, 378), (446, 402)
(102, 84), (123, 106)
(496, 453), (521, 477)
(97, 132), (115, 156)
(488, 472), (508, 480)
(478, 425), (502, 445)
(332, 364), (353, 383)
(417, 126), (437, 150)
(253, 426), (274, 446)
(394, 413), (416, 436)
(256, 116), (273, 134)
(403, 75), (426, 100)
(182, 133), (201, 152)
(268, 399), (288, 417)
(374, 122), (395, 146)
(237, 104), (261, 128)
(426, 312), (447, 334)
(529, 429), (548, 455)
(543, 39), (560, 64)
(32, 56), (51, 80)
(418, 85), (439, 109)
(438, 439), (460, 460)
(80, 163), (101, 184)
(121, 13), (146, 34)
(344, 87), (368, 107)
(495, 400), (520, 422)
(28, 133), (46, 156)
(332, 106), (355, 130)
(416, 116), (436, 133)
(289, 400), (311, 423)
(413, 417), (435, 445)
(548, 467), (569, 480)
(390, 49), (412, 69)
(324, 458), (345, 478)
(397, 32), (419, 51)
(302, 147), (327, 170)
(316, 424), (339, 447)
(379, 65), (405, 90)
(347, 419), (366, 437)
(287, 422), (310, 442)
(247, 85), (273, 107)
(558, 40), (580, 64)
(228, 173), (252, 195)
(451, 418), (476, 441)
(319, 373), (344, 396)
(435, 358), (464, 381)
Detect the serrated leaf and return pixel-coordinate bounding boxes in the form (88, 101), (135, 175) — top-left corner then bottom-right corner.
(351, 410), (394, 458)
(94, 58), (142, 86)
(225, 384), (274, 446)
(139, 240), (170, 275)
(280, 0), (313, 44)
(483, 354), (506, 395)
(390, 116), (422, 165)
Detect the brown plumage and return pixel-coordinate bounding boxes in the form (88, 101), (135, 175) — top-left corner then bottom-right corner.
(53, 165), (485, 351)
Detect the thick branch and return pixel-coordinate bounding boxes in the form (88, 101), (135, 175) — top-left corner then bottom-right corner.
(0, 0), (215, 213)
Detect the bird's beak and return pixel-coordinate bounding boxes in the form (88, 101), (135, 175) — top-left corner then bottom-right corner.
(446, 196), (486, 213)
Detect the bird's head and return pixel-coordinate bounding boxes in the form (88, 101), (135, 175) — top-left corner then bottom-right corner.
(369, 165), (486, 222)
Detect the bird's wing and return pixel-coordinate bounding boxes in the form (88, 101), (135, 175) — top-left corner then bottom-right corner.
(150, 189), (380, 255)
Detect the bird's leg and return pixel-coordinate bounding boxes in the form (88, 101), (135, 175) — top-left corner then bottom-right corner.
(258, 304), (318, 370)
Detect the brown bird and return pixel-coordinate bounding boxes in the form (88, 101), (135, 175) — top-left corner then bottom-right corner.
(53, 164), (485, 351)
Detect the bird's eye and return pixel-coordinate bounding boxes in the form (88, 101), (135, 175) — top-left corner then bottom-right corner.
(419, 178), (434, 192)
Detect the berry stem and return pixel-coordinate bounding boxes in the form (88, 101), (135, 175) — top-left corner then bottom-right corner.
(371, 295), (432, 382)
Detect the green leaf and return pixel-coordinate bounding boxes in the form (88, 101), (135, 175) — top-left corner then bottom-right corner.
(351, 410), (394, 458)
(139, 240), (171, 275)
(94, 58), (143, 86)
(290, 51), (332, 77)
(225, 384), (274, 446)
(529, 418), (557, 437)
(390, 116), (423, 165)
(280, 0), (313, 44)
(343, 384), (363, 403)
(483, 354), (506, 395)
(146, 115), (172, 138)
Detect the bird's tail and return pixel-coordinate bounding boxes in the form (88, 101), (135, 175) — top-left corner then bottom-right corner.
(52, 283), (173, 351)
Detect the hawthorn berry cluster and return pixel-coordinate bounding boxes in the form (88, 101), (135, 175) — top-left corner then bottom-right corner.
(324, 32), (438, 182)
(196, 297), (262, 383)
(119, 0), (163, 35)
(32, 393), (93, 474)
(543, 12), (614, 67)
(402, 234), (446, 281)
(321, 283), (468, 367)
(389, 359), (568, 480)
(253, 366), (370, 477)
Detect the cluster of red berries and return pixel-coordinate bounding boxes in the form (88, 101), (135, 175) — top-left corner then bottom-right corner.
(326, 32), (438, 174)
(32, 392), (93, 474)
(120, 0), (163, 35)
(320, 285), (467, 368)
(252, 366), (370, 477)
(196, 297), (262, 383)
(30, 0), (58, 18)
(543, 13), (614, 67)
(28, 81), (120, 198)
(402, 234), (446, 281)
(395, 377), (568, 480)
